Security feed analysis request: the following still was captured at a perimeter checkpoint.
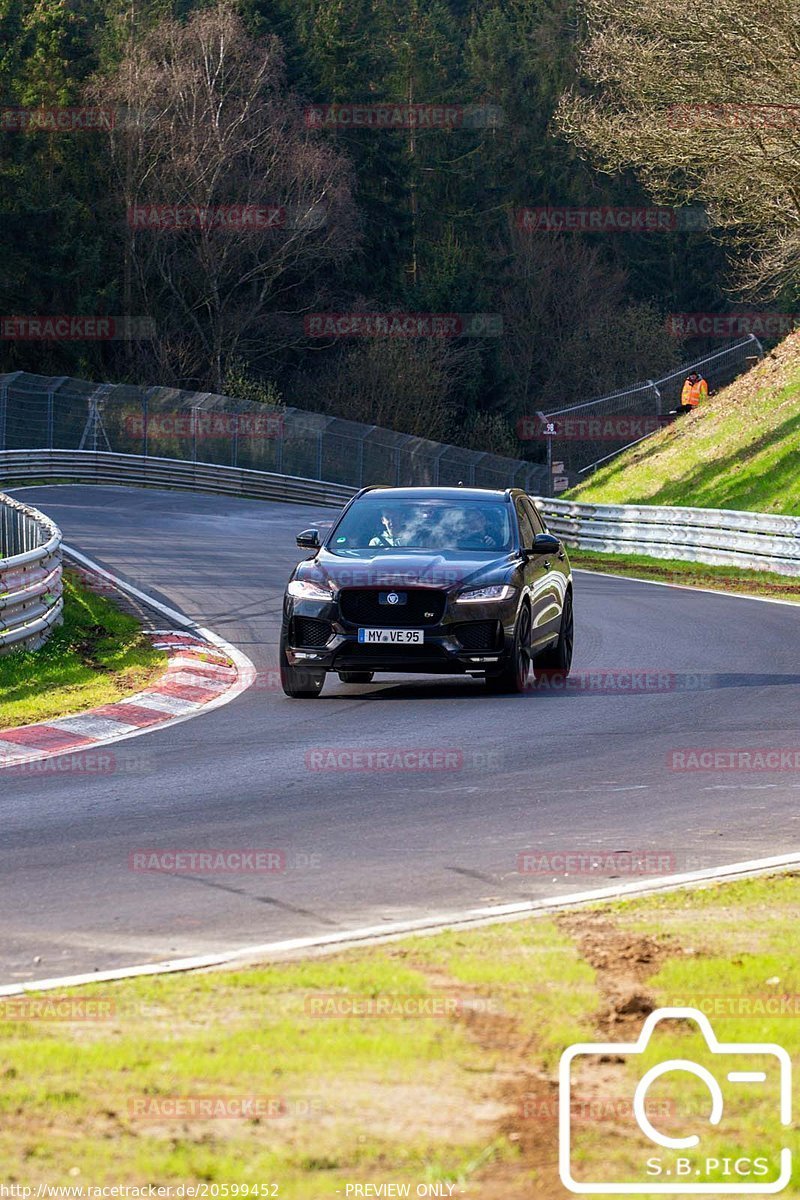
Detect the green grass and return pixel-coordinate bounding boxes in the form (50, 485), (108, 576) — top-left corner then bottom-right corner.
(570, 547), (800, 602)
(568, 331), (800, 513)
(0, 930), (589, 1193)
(0, 570), (166, 728)
(2, 878), (799, 1195)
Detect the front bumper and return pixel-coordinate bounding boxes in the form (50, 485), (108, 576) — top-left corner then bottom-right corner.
(284, 595), (518, 675)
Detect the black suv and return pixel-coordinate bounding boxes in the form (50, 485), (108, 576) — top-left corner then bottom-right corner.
(279, 486), (573, 697)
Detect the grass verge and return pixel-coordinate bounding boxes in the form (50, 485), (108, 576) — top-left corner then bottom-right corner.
(567, 329), (800, 513)
(0, 569), (166, 728)
(1, 875), (797, 1197)
(570, 546), (800, 602)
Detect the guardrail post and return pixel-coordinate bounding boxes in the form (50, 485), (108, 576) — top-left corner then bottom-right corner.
(232, 412), (239, 468)
(142, 394), (149, 457)
(47, 377), (68, 450)
(354, 426), (375, 488)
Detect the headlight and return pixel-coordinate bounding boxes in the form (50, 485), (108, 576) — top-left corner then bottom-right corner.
(456, 584), (514, 603)
(287, 578), (334, 601)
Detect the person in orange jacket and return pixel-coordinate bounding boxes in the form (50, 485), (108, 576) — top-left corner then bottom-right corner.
(679, 371), (708, 413)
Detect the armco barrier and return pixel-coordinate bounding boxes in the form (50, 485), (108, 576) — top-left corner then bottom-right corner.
(0, 491), (63, 653)
(537, 497), (800, 578)
(0, 449), (356, 508)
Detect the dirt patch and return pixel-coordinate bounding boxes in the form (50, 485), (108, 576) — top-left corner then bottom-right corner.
(71, 622), (114, 671)
(556, 911), (680, 1035)
(432, 913), (687, 1198)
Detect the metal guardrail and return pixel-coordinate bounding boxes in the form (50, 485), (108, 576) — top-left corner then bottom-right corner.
(3, 450), (796, 587)
(0, 491), (63, 653)
(536, 496), (800, 578)
(0, 449), (357, 508)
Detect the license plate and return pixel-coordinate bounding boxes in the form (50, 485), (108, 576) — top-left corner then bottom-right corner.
(357, 628), (424, 645)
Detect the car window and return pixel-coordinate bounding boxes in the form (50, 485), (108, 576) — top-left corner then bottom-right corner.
(515, 498), (535, 548)
(523, 497), (545, 535)
(328, 498), (513, 553)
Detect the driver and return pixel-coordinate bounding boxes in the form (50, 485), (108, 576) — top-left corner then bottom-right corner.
(461, 507), (498, 550)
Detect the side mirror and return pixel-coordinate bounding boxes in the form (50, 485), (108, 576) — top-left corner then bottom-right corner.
(530, 532), (561, 556)
(296, 528), (321, 550)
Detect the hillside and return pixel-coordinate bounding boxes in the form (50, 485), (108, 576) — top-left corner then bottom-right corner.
(568, 330), (800, 514)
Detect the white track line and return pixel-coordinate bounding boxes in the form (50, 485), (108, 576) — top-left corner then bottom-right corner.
(2, 850), (799, 996)
(574, 566), (800, 607)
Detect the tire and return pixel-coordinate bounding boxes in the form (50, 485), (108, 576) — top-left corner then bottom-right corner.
(533, 590), (573, 684)
(485, 603), (532, 695)
(279, 633), (325, 698)
(337, 671), (374, 684)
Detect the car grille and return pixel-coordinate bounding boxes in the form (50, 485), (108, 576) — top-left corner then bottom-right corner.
(453, 620), (501, 650)
(292, 616), (332, 647)
(335, 644), (445, 664)
(339, 588), (447, 627)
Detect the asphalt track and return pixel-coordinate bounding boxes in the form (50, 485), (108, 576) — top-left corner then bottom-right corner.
(2, 484), (800, 986)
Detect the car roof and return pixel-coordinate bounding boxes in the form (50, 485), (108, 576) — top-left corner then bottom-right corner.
(354, 486), (516, 502)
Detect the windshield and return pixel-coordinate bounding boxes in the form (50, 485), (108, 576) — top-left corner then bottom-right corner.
(328, 498), (514, 553)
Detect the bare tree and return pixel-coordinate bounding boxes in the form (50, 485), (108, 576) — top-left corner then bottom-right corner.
(295, 336), (471, 441)
(93, 2), (359, 390)
(497, 227), (678, 412)
(556, 0), (800, 297)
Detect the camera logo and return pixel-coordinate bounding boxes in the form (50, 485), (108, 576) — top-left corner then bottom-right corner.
(559, 1006), (792, 1194)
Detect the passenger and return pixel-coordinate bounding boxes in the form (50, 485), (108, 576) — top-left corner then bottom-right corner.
(369, 508), (402, 547)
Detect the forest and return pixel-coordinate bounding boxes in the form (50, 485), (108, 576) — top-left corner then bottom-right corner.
(0, 0), (795, 452)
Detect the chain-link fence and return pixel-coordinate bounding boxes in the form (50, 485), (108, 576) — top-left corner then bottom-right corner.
(0, 371), (549, 494)
(527, 336), (763, 493)
(0, 334), (764, 499)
